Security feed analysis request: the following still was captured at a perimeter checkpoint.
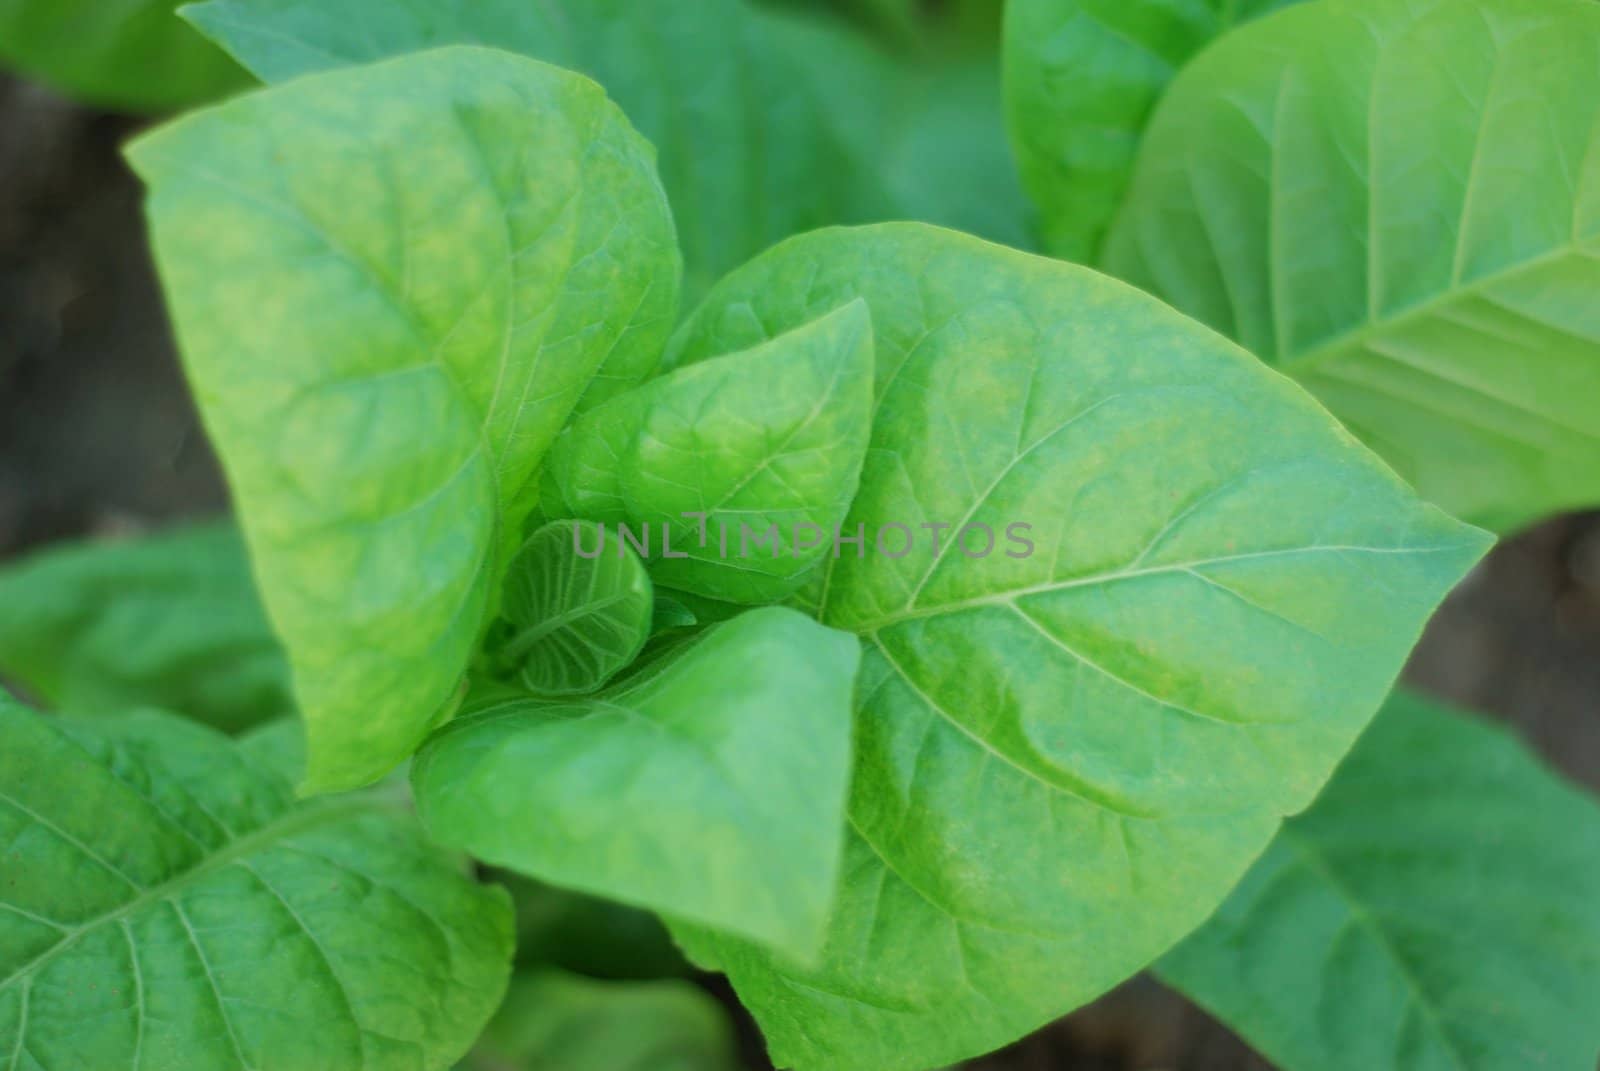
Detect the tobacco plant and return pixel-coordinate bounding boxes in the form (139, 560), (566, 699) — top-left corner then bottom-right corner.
(1, 1), (1598, 1070)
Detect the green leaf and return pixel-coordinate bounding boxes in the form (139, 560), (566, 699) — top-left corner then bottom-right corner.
(0, 0), (245, 111)
(129, 47), (680, 792)
(463, 970), (736, 1071)
(799, 0), (927, 43)
(494, 521), (653, 697)
(541, 301), (875, 605)
(1003, 0), (1306, 261)
(650, 596), (699, 635)
(1159, 690), (1600, 1071)
(0, 521), (290, 733)
(0, 698), (514, 1070)
(880, 54), (1036, 254)
(181, 0), (883, 298)
(1101, 0), (1600, 532)
(182, 0), (1032, 294)
(413, 607), (861, 963)
(178, 0), (570, 83)
(663, 222), (1491, 1071)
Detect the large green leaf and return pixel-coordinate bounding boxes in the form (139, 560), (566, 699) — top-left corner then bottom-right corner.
(540, 301), (875, 605)
(413, 607), (860, 963)
(129, 47), (680, 792)
(461, 970), (737, 1071)
(0, 0), (245, 111)
(1003, 0), (1306, 261)
(1101, 0), (1600, 532)
(494, 521), (654, 697)
(0, 698), (514, 1070)
(663, 222), (1490, 1071)
(182, 0), (887, 298)
(182, 0), (1031, 294)
(0, 521), (290, 733)
(1160, 690), (1600, 1071)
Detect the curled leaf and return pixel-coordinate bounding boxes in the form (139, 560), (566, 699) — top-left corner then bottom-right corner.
(542, 301), (875, 605)
(495, 521), (654, 697)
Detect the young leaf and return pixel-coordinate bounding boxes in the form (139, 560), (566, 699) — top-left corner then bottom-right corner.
(0, 520), (290, 733)
(128, 47), (681, 792)
(0, 0), (246, 111)
(495, 521), (653, 697)
(664, 222), (1491, 1071)
(413, 607), (861, 963)
(1003, 0), (1307, 261)
(1101, 0), (1600, 532)
(0, 698), (514, 1070)
(541, 301), (875, 605)
(649, 596), (699, 636)
(464, 970), (737, 1071)
(1160, 690), (1600, 1071)
(182, 0), (1032, 293)
(652, 589), (748, 634)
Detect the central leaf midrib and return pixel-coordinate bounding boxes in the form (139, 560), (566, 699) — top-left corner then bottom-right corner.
(0, 795), (384, 994)
(845, 540), (1476, 635)
(1275, 827), (1473, 1071)
(1282, 241), (1585, 381)
(500, 591), (636, 663)
(867, 633), (1155, 819)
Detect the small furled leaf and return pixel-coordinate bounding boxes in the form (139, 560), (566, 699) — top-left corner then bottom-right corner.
(0, 698), (514, 1070)
(465, 970), (737, 1071)
(542, 301), (875, 605)
(494, 521), (653, 697)
(129, 47), (680, 792)
(0, 520), (290, 733)
(1160, 690), (1600, 1071)
(413, 608), (860, 963)
(649, 596), (699, 635)
(1003, 0), (1306, 261)
(664, 222), (1490, 1071)
(652, 589), (748, 633)
(0, 0), (245, 111)
(183, 0), (1032, 294)
(1102, 0), (1600, 532)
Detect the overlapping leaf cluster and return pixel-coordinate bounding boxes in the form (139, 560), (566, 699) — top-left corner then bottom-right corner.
(0, 1), (1597, 1070)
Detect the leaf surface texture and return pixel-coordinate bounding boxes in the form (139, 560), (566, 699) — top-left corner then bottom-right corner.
(662, 222), (1491, 1070)
(1161, 691), (1600, 1071)
(0, 521), (289, 733)
(414, 608), (860, 962)
(1103, 0), (1600, 530)
(130, 47), (680, 791)
(0, 700), (514, 1070)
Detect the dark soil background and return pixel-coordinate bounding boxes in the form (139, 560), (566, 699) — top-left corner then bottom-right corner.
(3, 74), (1596, 1070)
